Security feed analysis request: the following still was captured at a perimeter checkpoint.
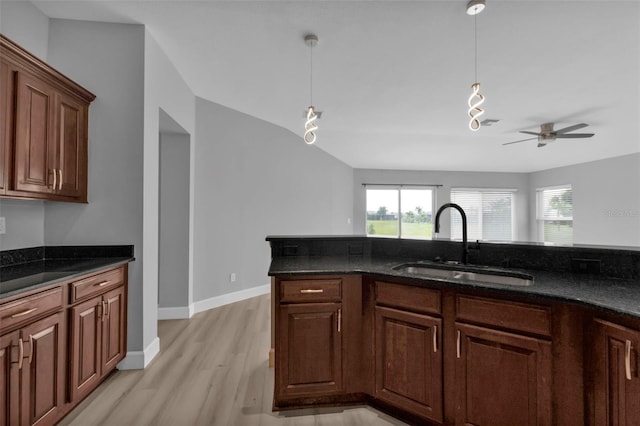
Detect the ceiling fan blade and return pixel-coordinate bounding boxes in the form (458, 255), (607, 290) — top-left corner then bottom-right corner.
(554, 123), (588, 134)
(503, 137), (538, 146)
(555, 133), (595, 139)
(519, 131), (541, 136)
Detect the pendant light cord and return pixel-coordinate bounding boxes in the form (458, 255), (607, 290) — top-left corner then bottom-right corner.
(474, 13), (478, 82)
(309, 42), (314, 105)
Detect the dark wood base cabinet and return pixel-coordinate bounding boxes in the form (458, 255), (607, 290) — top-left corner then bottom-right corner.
(590, 319), (640, 426)
(455, 323), (552, 426)
(274, 274), (640, 425)
(0, 265), (128, 426)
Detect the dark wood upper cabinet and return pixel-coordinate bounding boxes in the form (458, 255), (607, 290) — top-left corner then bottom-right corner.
(0, 34), (94, 203)
(0, 60), (11, 195)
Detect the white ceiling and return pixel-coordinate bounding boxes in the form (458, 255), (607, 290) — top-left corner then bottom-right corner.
(31, 0), (640, 172)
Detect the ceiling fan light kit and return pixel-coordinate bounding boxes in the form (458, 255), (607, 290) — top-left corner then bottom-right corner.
(467, 0), (486, 132)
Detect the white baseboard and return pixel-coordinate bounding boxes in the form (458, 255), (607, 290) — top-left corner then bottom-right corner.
(193, 283), (270, 314)
(158, 305), (194, 320)
(117, 337), (160, 370)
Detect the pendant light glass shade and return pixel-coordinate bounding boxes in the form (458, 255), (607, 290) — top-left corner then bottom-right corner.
(304, 106), (318, 144)
(468, 82), (485, 131)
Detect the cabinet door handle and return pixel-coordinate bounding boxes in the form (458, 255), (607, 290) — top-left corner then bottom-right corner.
(300, 289), (323, 294)
(625, 339), (632, 381)
(102, 301), (107, 321)
(95, 281), (111, 287)
(28, 335), (34, 365)
(433, 325), (438, 353)
(337, 308), (342, 333)
(18, 338), (24, 370)
(58, 169), (63, 190)
(9, 307), (38, 318)
(456, 330), (461, 359)
(51, 169), (57, 191)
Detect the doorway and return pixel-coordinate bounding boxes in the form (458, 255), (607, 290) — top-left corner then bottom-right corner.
(158, 109), (191, 318)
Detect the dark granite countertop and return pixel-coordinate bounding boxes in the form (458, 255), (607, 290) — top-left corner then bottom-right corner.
(268, 255), (640, 320)
(0, 245), (134, 299)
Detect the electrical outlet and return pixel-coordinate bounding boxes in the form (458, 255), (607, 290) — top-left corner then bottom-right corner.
(0, 217), (5, 235)
(571, 258), (601, 274)
(230, 273), (237, 283)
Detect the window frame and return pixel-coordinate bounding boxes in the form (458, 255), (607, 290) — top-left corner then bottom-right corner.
(364, 185), (437, 240)
(536, 184), (573, 244)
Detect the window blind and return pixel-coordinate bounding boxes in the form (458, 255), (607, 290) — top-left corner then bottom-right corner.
(450, 189), (515, 241)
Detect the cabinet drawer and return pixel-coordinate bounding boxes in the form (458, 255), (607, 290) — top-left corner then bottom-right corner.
(0, 287), (63, 331)
(456, 294), (551, 337)
(70, 267), (125, 303)
(376, 281), (441, 315)
(280, 279), (342, 303)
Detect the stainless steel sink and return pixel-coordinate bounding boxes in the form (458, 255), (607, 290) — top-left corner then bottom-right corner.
(393, 264), (534, 286)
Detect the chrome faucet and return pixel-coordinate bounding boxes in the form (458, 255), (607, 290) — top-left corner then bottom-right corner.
(434, 203), (469, 265)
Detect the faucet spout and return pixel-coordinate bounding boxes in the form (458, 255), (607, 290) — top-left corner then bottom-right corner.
(434, 203), (469, 265)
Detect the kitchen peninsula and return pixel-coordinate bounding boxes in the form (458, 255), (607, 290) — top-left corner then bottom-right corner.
(267, 236), (640, 426)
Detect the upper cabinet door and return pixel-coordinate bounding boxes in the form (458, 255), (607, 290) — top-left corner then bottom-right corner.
(54, 91), (88, 201)
(13, 71), (56, 196)
(0, 60), (11, 195)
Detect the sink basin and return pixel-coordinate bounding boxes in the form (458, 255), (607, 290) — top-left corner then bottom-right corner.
(392, 264), (534, 287)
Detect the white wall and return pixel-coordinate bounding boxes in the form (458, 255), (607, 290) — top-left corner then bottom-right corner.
(353, 169), (530, 241)
(141, 30), (196, 364)
(529, 153), (640, 247)
(193, 98), (354, 302)
(0, 1), (49, 251)
(44, 20), (146, 355)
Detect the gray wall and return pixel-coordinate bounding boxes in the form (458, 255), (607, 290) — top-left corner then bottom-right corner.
(353, 169), (530, 241)
(0, 1), (49, 61)
(529, 152), (640, 247)
(193, 98), (354, 301)
(0, 200), (45, 249)
(158, 131), (190, 308)
(0, 1), (49, 251)
(44, 20), (146, 352)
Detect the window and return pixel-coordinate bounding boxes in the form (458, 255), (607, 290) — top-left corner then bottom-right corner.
(366, 186), (434, 239)
(450, 188), (516, 241)
(537, 185), (573, 244)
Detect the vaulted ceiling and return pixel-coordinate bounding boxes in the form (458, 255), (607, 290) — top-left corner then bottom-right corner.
(32, 0), (640, 172)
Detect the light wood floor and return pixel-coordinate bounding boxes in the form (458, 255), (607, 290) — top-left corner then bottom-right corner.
(59, 294), (407, 426)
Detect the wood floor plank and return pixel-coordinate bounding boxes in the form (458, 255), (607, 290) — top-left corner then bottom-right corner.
(59, 294), (407, 426)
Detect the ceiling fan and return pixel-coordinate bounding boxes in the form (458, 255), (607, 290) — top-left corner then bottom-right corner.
(503, 123), (595, 147)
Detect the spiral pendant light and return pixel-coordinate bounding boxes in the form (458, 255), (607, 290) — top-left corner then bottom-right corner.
(304, 34), (319, 144)
(467, 0), (486, 132)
